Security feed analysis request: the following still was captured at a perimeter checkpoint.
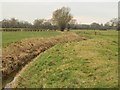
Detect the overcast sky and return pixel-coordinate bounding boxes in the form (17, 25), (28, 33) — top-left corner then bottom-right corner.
(1, 2), (118, 24)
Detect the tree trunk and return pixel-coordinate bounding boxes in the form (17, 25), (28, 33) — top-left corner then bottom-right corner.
(60, 27), (65, 31)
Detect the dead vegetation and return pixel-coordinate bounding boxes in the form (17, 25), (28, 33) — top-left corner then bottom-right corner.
(1, 32), (86, 81)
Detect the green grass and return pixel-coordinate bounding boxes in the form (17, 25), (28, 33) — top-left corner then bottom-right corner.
(2, 31), (61, 47)
(15, 30), (118, 88)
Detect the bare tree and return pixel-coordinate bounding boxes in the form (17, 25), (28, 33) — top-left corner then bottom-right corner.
(33, 19), (45, 28)
(52, 7), (73, 31)
(67, 19), (77, 30)
(105, 18), (118, 30)
(9, 18), (18, 28)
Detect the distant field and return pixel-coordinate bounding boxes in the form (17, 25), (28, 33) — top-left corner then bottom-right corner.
(2, 31), (61, 47)
(14, 30), (118, 88)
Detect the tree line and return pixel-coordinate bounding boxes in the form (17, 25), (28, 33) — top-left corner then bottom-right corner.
(0, 7), (119, 31)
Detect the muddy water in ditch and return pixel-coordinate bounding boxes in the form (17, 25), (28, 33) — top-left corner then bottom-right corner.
(2, 71), (17, 88)
(2, 54), (39, 89)
(2, 64), (27, 89)
(2, 48), (49, 89)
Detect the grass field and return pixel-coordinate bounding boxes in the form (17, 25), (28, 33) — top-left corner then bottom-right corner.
(10, 30), (118, 88)
(2, 31), (61, 47)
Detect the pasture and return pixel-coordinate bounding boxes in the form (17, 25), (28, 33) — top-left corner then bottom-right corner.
(2, 31), (61, 47)
(2, 30), (118, 88)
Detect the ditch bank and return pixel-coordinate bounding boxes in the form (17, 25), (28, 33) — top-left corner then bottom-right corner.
(1, 32), (87, 88)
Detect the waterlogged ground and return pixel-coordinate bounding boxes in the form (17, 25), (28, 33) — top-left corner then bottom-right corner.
(13, 30), (118, 88)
